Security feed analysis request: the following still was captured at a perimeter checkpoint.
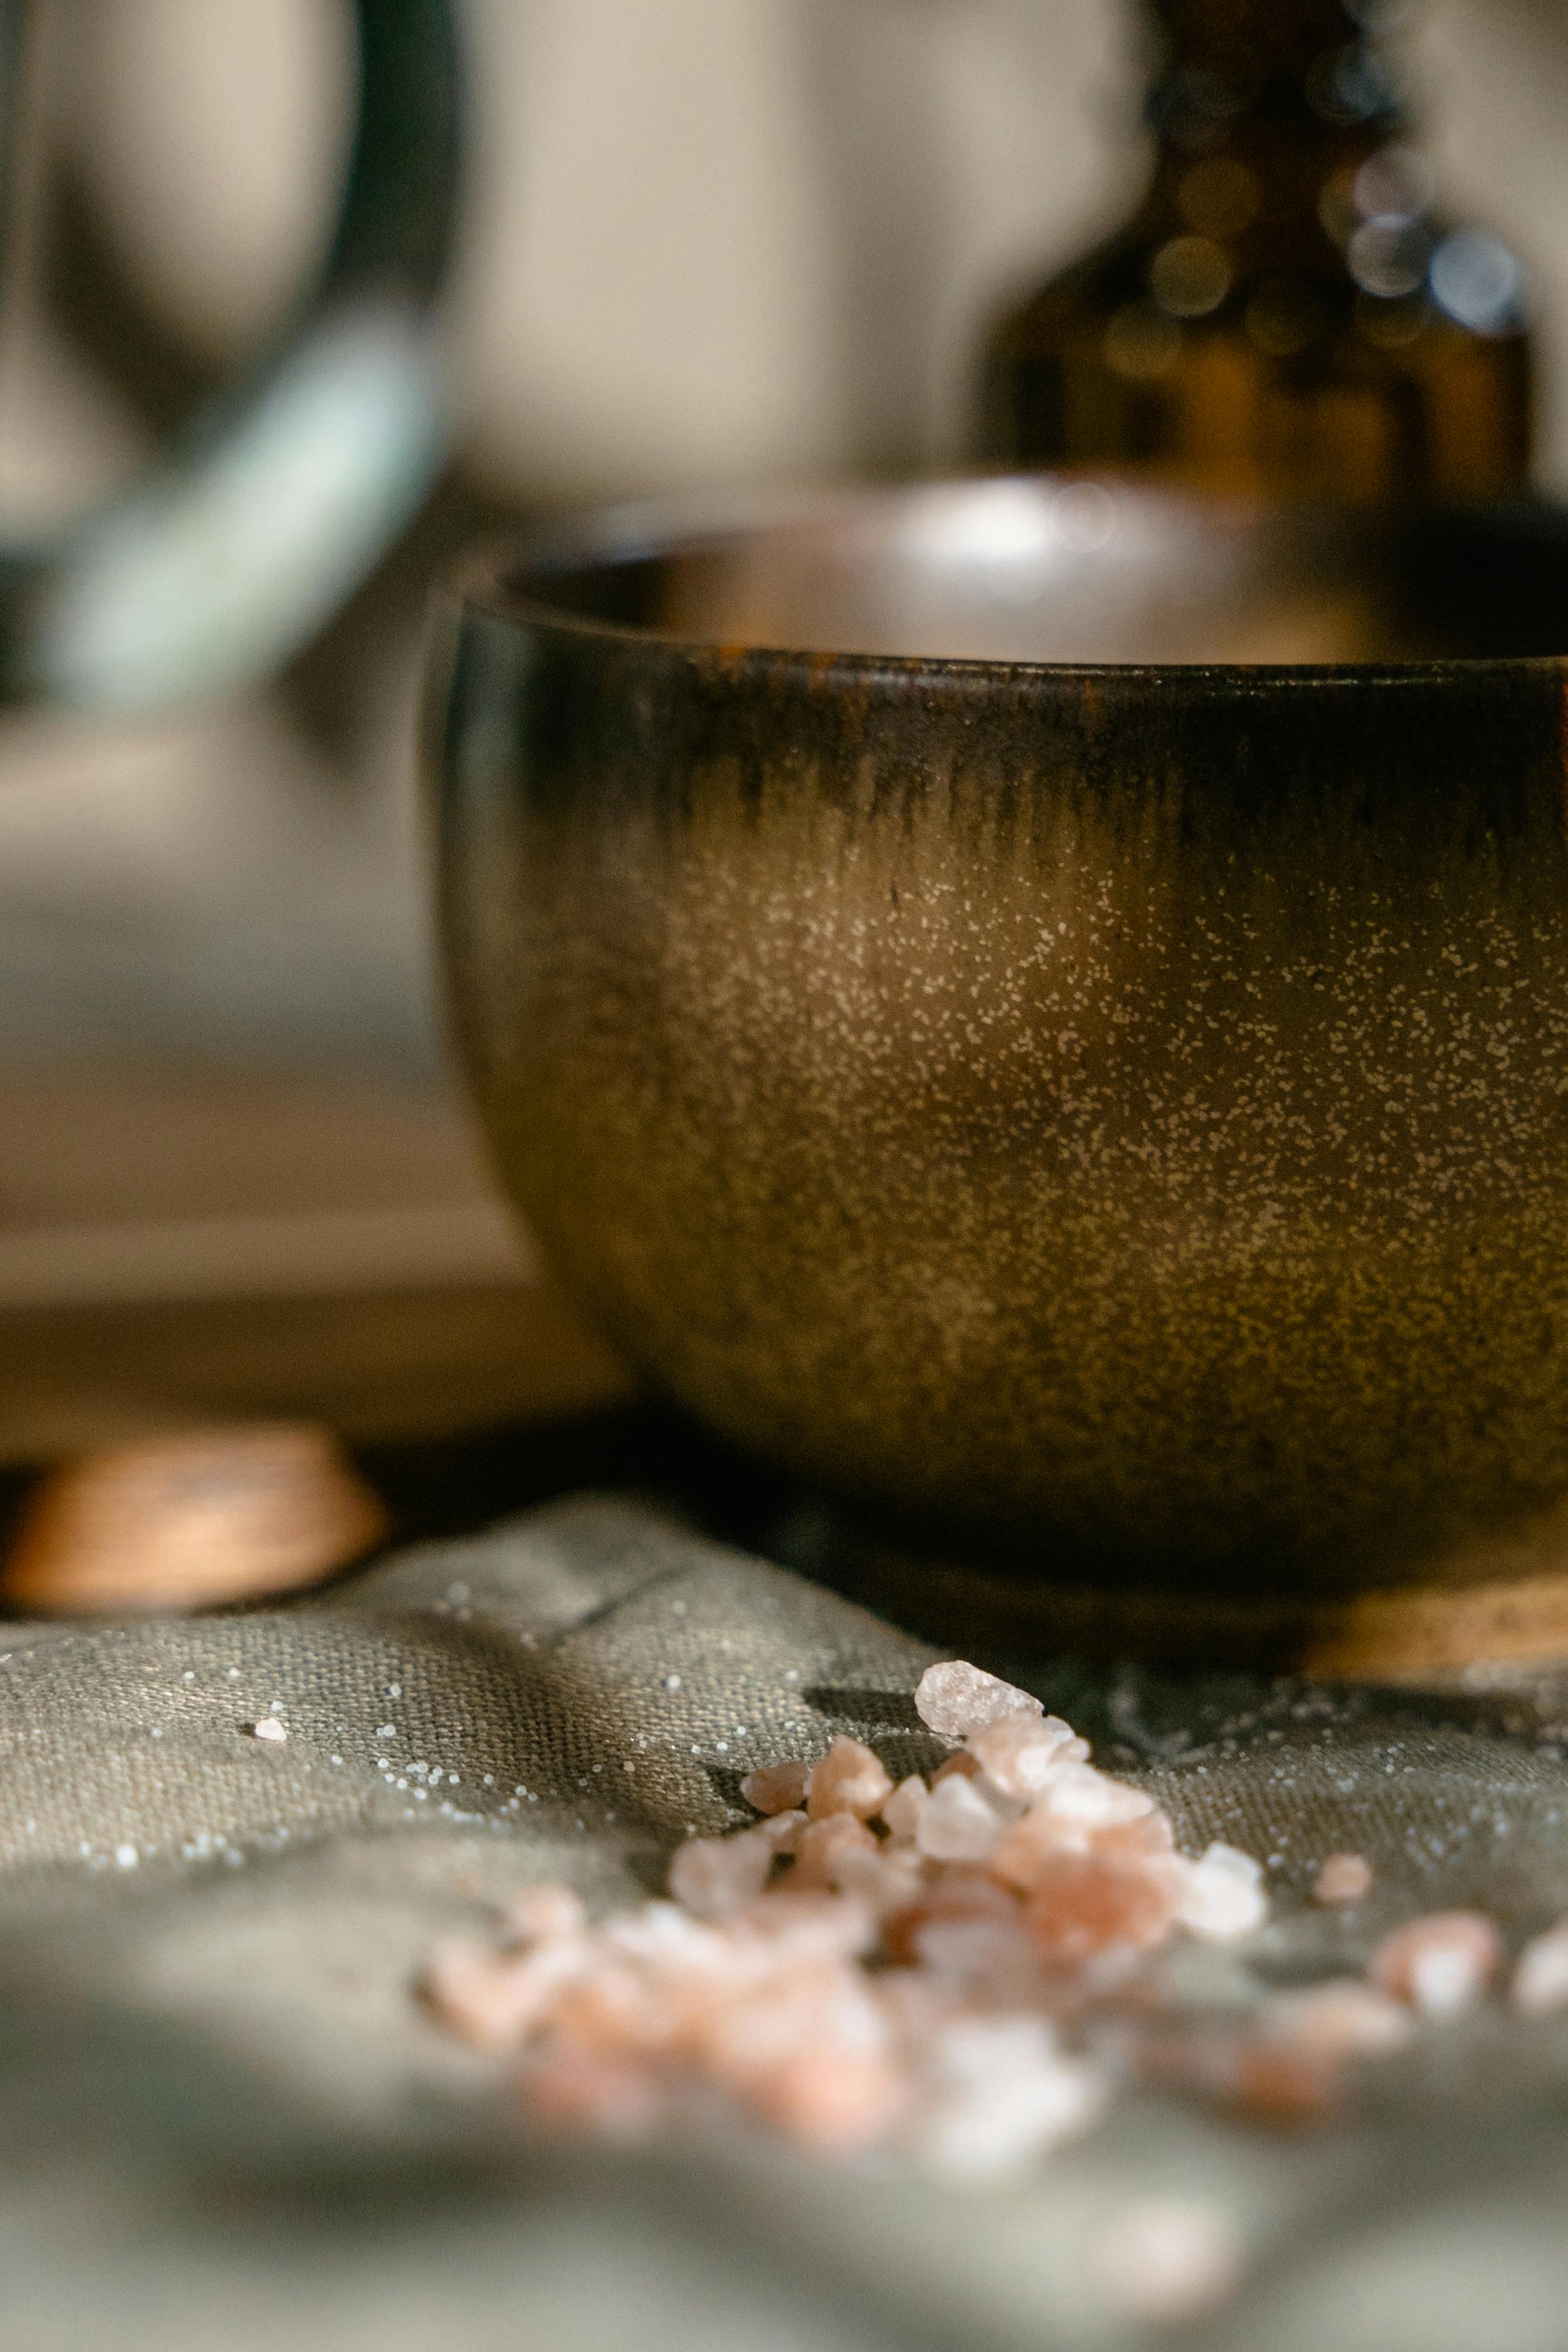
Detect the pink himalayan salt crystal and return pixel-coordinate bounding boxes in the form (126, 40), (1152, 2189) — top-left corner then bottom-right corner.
(693, 1954), (865, 2077)
(422, 1935), (584, 2051)
(873, 1973), (947, 2062)
(916, 1772), (1011, 1864)
(931, 1751), (983, 1786)
(1261, 1979), (1414, 2060)
(989, 1804), (1092, 1890)
(690, 1954), (907, 2158)
(526, 2049), (667, 2142)
(917, 2016), (1108, 2178)
(1099, 1812), (1177, 1861)
(599, 1900), (717, 1967)
(1177, 1844), (1269, 1942)
(1144, 2023), (1338, 2128)
(915, 1659), (1042, 1743)
(743, 2044), (907, 2155)
(1030, 1763), (1156, 1831)
(503, 1885), (585, 1946)
(1372, 1912), (1503, 2017)
(758, 1808), (807, 1856)
(1224, 2040), (1340, 2126)
(1512, 1920), (1568, 2019)
(880, 1774), (928, 1841)
(792, 1813), (879, 1890)
(551, 1928), (871, 2096)
(987, 1775), (1159, 1890)
(882, 1868), (1019, 1967)
(550, 1959), (691, 2058)
(967, 1710), (1089, 1798)
(740, 1759), (810, 1816)
(1090, 2199), (1244, 2323)
(832, 1839), (926, 1919)
(913, 1914), (1044, 2007)
(1314, 1852), (1374, 1908)
(667, 1826), (775, 1918)
(1025, 1850), (1185, 1963)
(806, 1735), (894, 1822)
(738, 1889), (878, 1961)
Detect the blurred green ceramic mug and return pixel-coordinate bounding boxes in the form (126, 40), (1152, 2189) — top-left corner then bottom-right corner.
(0, 0), (460, 716)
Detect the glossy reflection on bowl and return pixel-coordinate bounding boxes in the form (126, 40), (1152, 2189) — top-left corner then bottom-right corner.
(430, 478), (1568, 1601)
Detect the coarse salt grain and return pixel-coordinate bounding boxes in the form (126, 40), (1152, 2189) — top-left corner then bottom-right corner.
(1314, 1852), (1374, 1907)
(1098, 1812), (1177, 1862)
(987, 1804), (1087, 1891)
(504, 1885), (586, 1946)
(794, 1814), (879, 1890)
(740, 1759), (810, 1816)
(1372, 1912), (1503, 2017)
(911, 1914), (1038, 2003)
(880, 1774), (928, 1842)
(834, 1841), (926, 1920)
(918, 2017), (1106, 2178)
(915, 1661), (1042, 1743)
(1512, 1920), (1568, 2019)
(252, 1718), (287, 1745)
(742, 2045), (905, 2157)
(1090, 2199), (1244, 2322)
(805, 1736), (894, 1823)
(1223, 2039), (1342, 2127)
(423, 1935), (585, 2051)
(599, 1899), (714, 1967)
(1042, 1764), (1157, 1828)
(967, 1711), (1088, 1798)
(741, 1888), (878, 1962)
(526, 2050), (665, 2143)
(883, 1871), (1019, 1969)
(915, 1772), (1010, 1864)
(667, 1828), (775, 1918)
(1261, 1979), (1414, 2059)
(1177, 1844), (1269, 1942)
(1026, 1850), (1185, 1963)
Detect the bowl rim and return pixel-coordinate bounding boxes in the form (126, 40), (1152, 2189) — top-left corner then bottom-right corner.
(441, 475), (1568, 687)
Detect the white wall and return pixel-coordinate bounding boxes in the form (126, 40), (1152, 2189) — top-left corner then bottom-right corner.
(1, 0), (1563, 1075)
(63, 0), (1568, 501)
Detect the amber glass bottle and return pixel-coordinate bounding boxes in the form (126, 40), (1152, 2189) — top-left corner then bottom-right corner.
(978, 0), (1533, 498)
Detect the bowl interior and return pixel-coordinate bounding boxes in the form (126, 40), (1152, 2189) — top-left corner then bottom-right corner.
(511, 480), (1568, 670)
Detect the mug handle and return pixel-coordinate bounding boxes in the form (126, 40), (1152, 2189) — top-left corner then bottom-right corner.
(0, 0), (462, 716)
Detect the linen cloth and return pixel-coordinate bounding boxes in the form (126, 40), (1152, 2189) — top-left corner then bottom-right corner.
(3, 1494), (1568, 2351)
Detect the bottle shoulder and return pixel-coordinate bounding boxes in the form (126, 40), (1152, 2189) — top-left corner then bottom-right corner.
(986, 227), (1157, 350)
(977, 201), (1533, 496)
(982, 196), (1534, 375)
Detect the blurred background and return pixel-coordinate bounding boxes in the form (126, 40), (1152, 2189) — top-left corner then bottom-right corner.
(1, 0), (1566, 1468)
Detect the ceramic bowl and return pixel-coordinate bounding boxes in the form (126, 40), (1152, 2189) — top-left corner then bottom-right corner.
(430, 479), (1568, 1610)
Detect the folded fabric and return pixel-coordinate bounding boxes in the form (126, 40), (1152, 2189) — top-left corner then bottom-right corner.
(1, 1496), (1567, 2351)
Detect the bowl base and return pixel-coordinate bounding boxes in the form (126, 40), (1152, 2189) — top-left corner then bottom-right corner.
(780, 1508), (1568, 1682)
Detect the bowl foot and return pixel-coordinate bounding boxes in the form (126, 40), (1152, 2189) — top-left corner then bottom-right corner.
(777, 1506), (1568, 1681)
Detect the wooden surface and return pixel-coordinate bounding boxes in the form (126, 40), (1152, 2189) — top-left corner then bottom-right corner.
(0, 1063), (635, 1464)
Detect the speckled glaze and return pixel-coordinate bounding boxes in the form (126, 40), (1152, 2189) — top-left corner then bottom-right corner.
(430, 482), (1568, 1605)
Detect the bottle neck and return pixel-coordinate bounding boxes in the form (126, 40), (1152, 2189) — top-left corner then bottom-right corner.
(1145, 1), (1412, 155)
